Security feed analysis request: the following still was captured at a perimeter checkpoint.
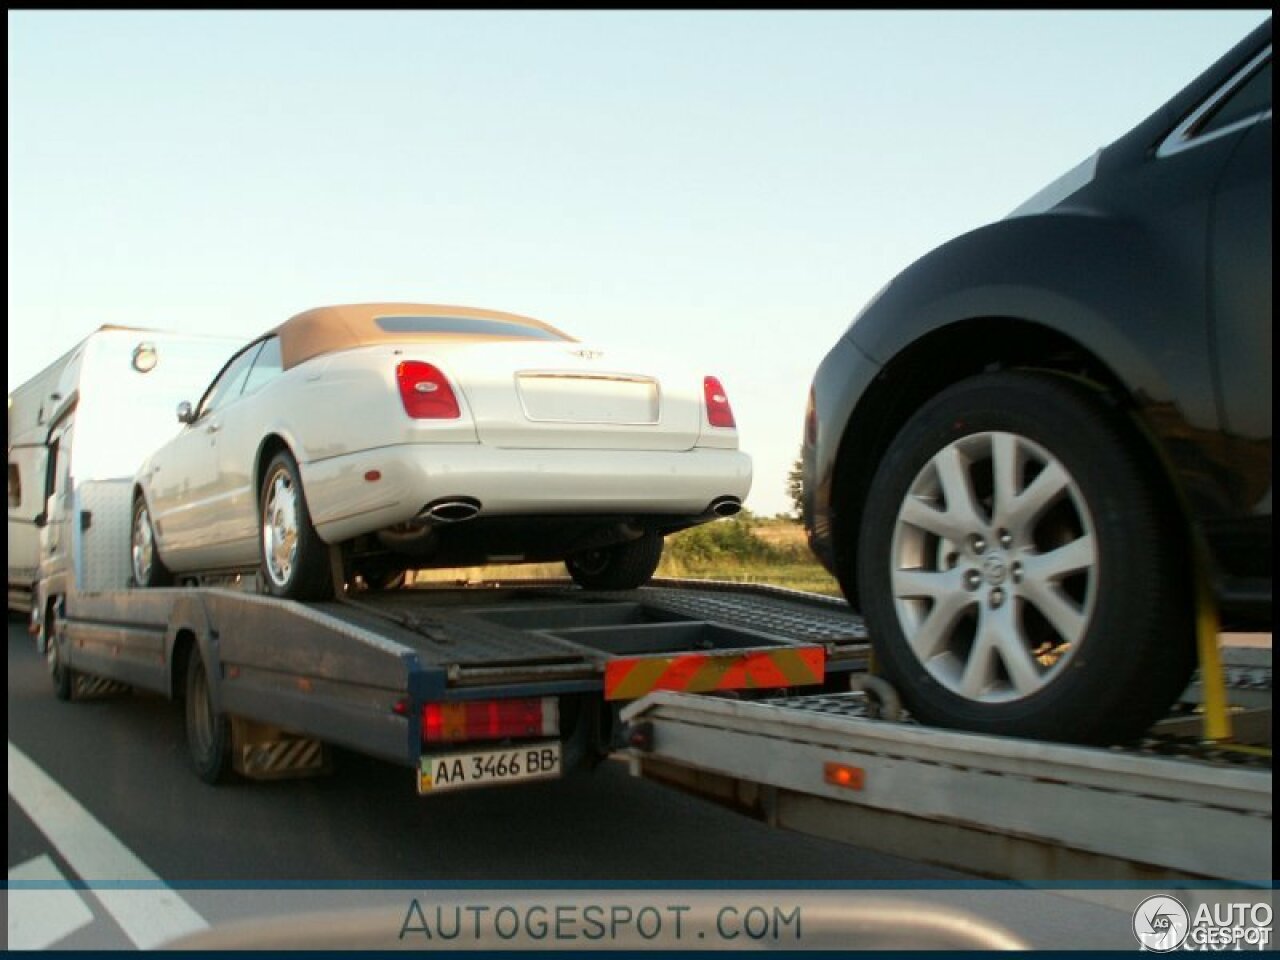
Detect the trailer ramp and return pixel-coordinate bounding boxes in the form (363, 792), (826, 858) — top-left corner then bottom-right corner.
(622, 691), (1271, 883)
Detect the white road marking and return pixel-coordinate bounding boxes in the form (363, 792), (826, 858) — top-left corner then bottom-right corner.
(7, 741), (209, 948)
(7, 854), (95, 950)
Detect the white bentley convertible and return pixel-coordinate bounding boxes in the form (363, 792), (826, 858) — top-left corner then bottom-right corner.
(130, 303), (752, 599)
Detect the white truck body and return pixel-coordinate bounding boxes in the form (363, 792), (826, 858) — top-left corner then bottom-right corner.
(8, 327), (240, 611)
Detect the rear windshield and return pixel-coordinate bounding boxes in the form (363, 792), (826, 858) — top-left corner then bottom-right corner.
(375, 315), (569, 341)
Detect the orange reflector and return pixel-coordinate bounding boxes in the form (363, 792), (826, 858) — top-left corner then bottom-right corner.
(364, 470), (382, 482)
(824, 762), (865, 790)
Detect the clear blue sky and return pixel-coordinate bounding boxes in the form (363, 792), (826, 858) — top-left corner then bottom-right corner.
(7, 10), (1269, 516)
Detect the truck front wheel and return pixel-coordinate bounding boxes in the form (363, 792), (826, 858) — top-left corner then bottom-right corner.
(45, 601), (75, 701)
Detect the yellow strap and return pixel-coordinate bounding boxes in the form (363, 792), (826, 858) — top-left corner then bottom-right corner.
(1195, 569), (1231, 743)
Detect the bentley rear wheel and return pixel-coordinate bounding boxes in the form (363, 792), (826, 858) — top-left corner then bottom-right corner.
(566, 532), (664, 591)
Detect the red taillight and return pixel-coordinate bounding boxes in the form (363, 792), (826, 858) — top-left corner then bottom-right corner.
(703, 376), (736, 429)
(418, 697), (559, 744)
(396, 361), (460, 419)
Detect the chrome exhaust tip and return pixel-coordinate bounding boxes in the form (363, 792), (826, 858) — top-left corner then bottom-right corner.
(420, 498), (482, 523)
(709, 496), (742, 518)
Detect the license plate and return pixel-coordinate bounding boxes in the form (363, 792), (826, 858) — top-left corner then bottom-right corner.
(418, 741), (562, 795)
(517, 374), (659, 424)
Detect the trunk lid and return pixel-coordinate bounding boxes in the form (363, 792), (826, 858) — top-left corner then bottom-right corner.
(413, 341), (702, 451)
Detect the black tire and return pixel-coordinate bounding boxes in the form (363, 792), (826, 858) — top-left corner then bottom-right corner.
(856, 370), (1194, 745)
(185, 650), (234, 784)
(565, 532), (664, 591)
(130, 495), (173, 588)
(45, 601), (74, 702)
(259, 450), (332, 601)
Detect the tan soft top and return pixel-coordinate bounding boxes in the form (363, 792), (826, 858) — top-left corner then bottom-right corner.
(273, 303), (576, 371)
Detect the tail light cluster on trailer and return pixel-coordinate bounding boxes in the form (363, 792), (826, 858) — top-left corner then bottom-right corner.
(396, 697), (560, 744)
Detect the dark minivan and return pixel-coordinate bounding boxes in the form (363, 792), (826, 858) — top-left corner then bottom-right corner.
(804, 18), (1270, 744)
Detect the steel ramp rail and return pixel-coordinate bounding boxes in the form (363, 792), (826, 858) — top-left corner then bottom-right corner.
(621, 691), (1272, 883)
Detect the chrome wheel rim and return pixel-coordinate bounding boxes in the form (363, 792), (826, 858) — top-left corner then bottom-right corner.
(890, 431), (1097, 703)
(132, 503), (155, 584)
(263, 468), (300, 588)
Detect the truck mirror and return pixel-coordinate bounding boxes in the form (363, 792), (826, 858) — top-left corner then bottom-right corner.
(177, 401), (195, 424)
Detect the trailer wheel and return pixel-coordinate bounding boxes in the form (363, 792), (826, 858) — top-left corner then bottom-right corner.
(566, 532), (664, 591)
(130, 495), (173, 588)
(260, 450), (332, 601)
(855, 371), (1194, 745)
(186, 650), (234, 784)
(45, 602), (75, 702)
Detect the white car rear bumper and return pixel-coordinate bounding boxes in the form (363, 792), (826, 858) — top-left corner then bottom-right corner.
(302, 444), (753, 544)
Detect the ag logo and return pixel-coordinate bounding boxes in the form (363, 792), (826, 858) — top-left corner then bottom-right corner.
(1133, 895), (1190, 952)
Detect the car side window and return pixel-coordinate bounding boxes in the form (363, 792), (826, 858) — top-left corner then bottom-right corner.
(241, 336), (283, 398)
(8, 462), (20, 509)
(1196, 57), (1271, 138)
(196, 342), (263, 419)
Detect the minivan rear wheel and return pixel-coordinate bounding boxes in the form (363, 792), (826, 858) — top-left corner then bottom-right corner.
(856, 371), (1194, 745)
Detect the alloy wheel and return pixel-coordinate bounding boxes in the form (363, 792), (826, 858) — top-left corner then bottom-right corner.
(263, 468), (300, 587)
(889, 430), (1097, 703)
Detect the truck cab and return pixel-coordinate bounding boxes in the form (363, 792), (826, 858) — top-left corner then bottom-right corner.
(7, 327), (240, 620)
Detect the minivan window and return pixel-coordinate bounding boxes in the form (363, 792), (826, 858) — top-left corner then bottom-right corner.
(1196, 58), (1271, 137)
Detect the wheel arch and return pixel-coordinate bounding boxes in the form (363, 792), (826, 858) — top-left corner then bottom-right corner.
(829, 316), (1199, 614)
(169, 627), (198, 701)
(254, 433), (335, 601)
(254, 433), (295, 497)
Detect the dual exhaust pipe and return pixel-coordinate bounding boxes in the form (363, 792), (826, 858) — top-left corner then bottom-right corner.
(418, 495), (741, 525)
